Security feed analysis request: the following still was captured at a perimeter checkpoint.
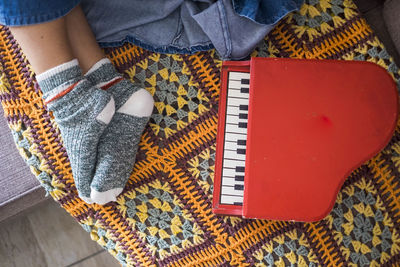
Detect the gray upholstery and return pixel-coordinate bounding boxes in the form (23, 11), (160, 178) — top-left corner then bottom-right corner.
(0, 108), (47, 222)
(383, 0), (400, 62)
(353, 0), (400, 66)
(353, 0), (382, 13)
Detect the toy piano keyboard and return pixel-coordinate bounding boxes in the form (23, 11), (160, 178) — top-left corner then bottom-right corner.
(212, 58), (398, 222)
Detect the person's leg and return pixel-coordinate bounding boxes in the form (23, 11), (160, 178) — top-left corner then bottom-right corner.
(9, 18), (115, 204)
(65, 5), (154, 204)
(11, 5), (104, 74)
(64, 5), (104, 73)
(12, 4), (153, 205)
(9, 17), (74, 74)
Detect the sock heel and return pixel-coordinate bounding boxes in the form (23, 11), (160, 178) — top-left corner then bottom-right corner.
(117, 89), (154, 117)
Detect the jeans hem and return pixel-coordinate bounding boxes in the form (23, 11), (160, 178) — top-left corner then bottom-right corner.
(98, 35), (215, 55)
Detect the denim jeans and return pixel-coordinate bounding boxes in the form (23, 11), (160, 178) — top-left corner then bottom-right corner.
(0, 0), (80, 26)
(232, 0), (303, 25)
(0, 0), (304, 59)
(82, 0), (303, 59)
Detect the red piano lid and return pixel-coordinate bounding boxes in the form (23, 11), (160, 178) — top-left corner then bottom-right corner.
(243, 58), (398, 222)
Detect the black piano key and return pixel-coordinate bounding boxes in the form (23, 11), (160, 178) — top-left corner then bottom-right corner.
(241, 79), (250, 84)
(237, 148), (246, 155)
(239, 113), (248, 119)
(235, 175), (244, 181)
(238, 122), (247, 128)
(240, 87), (249, 93)
(235, 184), (244, 190)
(237, 139), (246, 146)
(239, 105), (248, 111)
(236, 166), (245, 172)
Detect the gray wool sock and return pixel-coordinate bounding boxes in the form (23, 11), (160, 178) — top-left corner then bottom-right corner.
(85, 58), (154, 205)
(37, 59), (115, 203)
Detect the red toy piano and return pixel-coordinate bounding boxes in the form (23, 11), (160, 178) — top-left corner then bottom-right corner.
(212, 58), (398, 222)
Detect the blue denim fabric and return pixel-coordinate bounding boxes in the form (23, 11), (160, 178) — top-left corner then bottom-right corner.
(0, 0), (303, 59)
(232, 0), (304, 25)
(82, 0), (304, 60)
(82, 0), (213, 55)
(0, 0), (80, 26)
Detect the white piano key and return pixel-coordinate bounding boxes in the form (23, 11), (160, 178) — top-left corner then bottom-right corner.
(225, 146), (245, 158)
(227, 105), (243, 115)
(220, 194), (243, 205)
(227, 88), (249, 99)
(221, 186), (244, 196)
(222, 168), (238, 177)
(227, 97), (248, 107)
(224, 149), (246, 161)
(226, 114), (248, 125)
(228, 80), (249, 90)
(225, 123), (247, 134)
(230, 103), (248, 114)
(224, 141), (238, 151)
(229, 72), (250, 81)
(222, 177), (244, 186)
(225, 132), (247, 143)
(223, 159), (245, 169)
(224, 141), (246, 151)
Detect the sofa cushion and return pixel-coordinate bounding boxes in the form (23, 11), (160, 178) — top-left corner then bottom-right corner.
(0, 108), (47, 222)
(353, 0), (400, 66)
(353, 0), (384, 13)
(383, 0), (400, 57)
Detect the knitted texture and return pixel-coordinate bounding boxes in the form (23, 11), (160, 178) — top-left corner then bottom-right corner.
(85, 58), (142, 110)
(85, 59), (153, 204)
(36, 59), (115, 200)
(1, 0), (400, 266)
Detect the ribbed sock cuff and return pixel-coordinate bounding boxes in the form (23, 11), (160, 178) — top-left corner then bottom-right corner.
(85, 58), (122, 87)
(35, 59), (97, 113)
(36, 59), (81, 94)
(85, 58), (112, 76)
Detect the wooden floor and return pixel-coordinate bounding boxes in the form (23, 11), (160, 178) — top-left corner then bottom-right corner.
(0, 199), (120, 267)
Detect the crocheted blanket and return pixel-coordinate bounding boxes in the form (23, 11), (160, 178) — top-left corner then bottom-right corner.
(1, 0), (400, 266)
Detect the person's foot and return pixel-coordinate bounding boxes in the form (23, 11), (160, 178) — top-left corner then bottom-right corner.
(37, 59), (115, 202)
(85, 58), (154, 204)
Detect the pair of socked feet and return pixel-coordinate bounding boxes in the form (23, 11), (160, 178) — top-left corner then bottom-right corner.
(37, 58), (154, 205)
